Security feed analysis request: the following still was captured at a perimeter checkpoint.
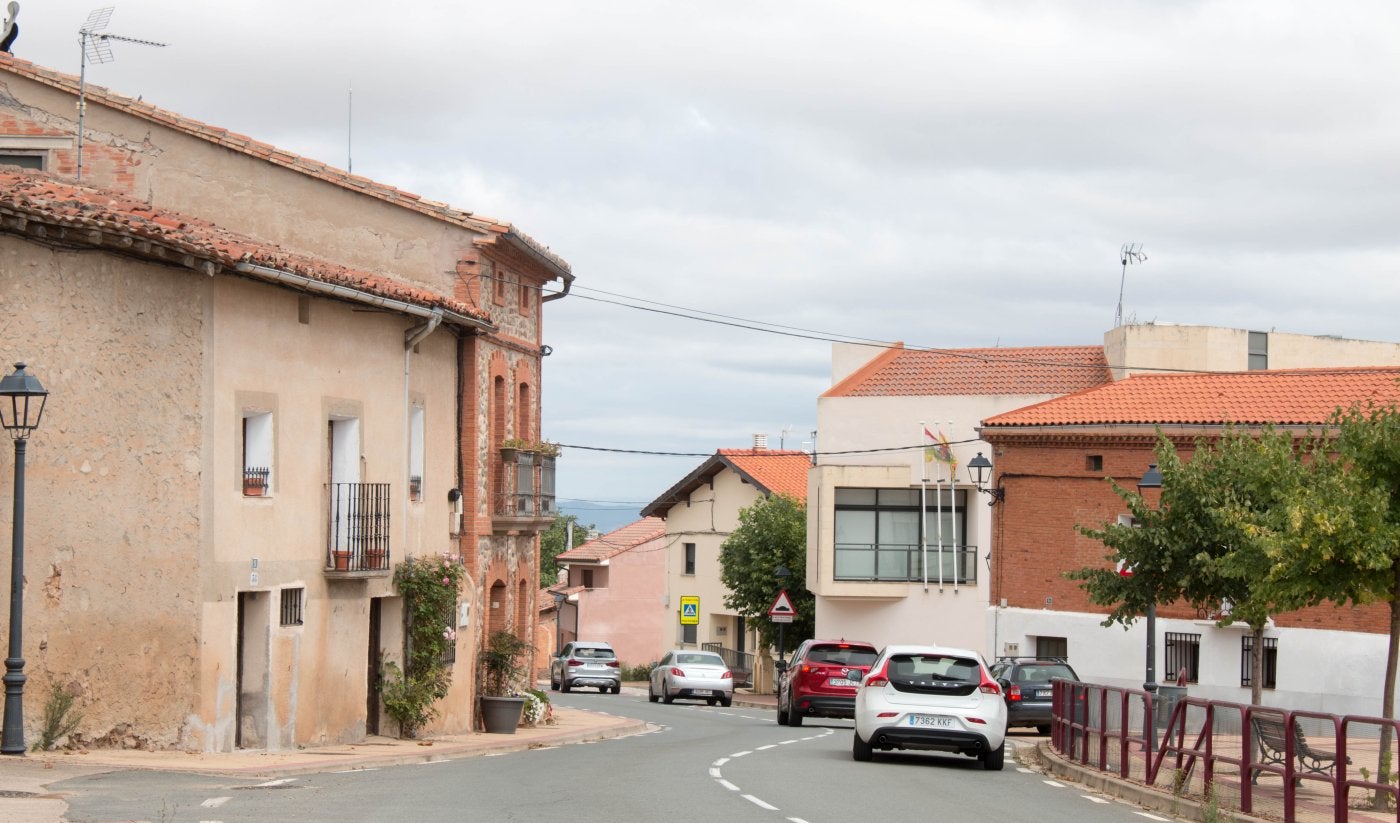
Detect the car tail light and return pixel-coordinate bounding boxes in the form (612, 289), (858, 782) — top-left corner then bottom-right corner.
(722, 670), (733, 679)
(862, 660), (890, 688)
(966, 716), (988, 725)
(670, 667), (686, 677)
(606, 660), (620, 668)
(1006, 683), (1022, 702)
(567, 659), (582, 667)
(978, 670), (1002, 696)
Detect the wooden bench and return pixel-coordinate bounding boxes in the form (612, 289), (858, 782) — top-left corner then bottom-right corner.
(1250, 713), (1348, 785)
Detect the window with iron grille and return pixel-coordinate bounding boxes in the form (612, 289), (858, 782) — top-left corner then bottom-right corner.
(681, 622), (697, 644)
(1036, 636), (1068, 659)
(1164, 632), (1201, 684)
(242, 411), (273, 496)
(684, 543), (696, 575)
(1241, 635), (1277, 689)
(280, 588), (304, 626)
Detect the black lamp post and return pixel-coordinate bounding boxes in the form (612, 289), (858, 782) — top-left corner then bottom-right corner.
(0, 363), (48, 755)
(1137, 463), (1163, 696)
(966, 452), (1005, 504)
(774, 564), (791, 669)
(553, 591), (566, 656)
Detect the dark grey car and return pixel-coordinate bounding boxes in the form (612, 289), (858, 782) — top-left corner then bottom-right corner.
(551, 641), (621, 693)
(989, 657), (1079, 734)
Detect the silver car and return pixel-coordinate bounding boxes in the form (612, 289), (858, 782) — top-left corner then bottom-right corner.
(551, 641), (621, 693)
(648, 649), (733, 706)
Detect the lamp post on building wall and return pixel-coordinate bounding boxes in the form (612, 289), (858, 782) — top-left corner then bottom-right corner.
(1, 363), (48, 755)
(1136, 463), (1163, 696)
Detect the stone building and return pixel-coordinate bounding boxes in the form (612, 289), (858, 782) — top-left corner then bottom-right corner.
(0, 52), (570, 750)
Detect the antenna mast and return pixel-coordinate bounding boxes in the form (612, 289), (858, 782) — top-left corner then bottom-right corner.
(77, 6), (167, 181)
(1114, 243), (1147, 328)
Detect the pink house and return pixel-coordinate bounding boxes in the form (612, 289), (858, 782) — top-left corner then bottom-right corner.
(552, 518), (668, 669)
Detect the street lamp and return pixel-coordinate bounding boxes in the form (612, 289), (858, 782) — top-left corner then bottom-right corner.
(966, 452), (1005, 504)
(552, 591), (566, 656)
(0, 363), (48, 755)
(1136, 463), (1162, 696)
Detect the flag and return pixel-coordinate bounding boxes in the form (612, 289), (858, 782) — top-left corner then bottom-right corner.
(925, 427), (956, 469)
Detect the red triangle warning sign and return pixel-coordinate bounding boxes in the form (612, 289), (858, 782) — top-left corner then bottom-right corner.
(768, 589), (796, 617)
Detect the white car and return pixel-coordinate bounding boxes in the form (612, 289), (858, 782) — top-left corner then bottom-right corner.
(649, 649), (734, 707)
(851, 644), (1008, 770)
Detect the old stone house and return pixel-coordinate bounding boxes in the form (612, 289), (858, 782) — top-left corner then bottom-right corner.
(0, 52), (570, 750)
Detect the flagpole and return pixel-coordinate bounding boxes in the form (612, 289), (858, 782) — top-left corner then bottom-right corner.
(951, 429), (960, 593)
(936, 441), (944, 591)
(919, 421), (928, 592)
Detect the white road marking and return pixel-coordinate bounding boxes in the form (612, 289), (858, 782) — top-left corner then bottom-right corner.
(756, 744), (776, 751)
(731, 750), (751, 757)
(1082, 795), (1109, 804)
(253, 778), (296, 787)
(1134, 814), (1170, 821)
(717, 779), (740, 791)
(709, 767), (722, 778)
(1043, 780), (1065, 787)
(200, 797), (231, 808)
(742, 794), (778, 810)
(713, 757), (730, 766)
(1017, 767), (1036, 773)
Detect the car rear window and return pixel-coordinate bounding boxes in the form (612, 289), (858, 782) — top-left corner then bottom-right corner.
(889, 653), (981, 685)
(575, 647), (615, 660)
(677, 653), (725, 666)
(1015, 664), (1075, 682)
(808, 644), (878, 666)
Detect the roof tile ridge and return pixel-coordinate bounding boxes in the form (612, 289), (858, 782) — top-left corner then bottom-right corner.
(821, 342), (905, 398)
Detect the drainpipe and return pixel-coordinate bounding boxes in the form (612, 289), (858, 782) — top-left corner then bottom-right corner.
(403, 310), (444, 549)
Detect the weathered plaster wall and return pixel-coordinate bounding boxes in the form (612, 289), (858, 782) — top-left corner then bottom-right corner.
(0, 241), (204, 749)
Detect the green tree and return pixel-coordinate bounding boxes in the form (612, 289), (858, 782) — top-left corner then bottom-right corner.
(719, 493), (813, 651)
(1069, 428), (1316, 703)
(540, 514), (595, 587)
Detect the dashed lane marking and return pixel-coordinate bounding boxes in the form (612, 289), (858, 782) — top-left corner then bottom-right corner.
(742, 794), (779, 810)
(1082, 795), (1110, 804)
(200, 797), (231, 808)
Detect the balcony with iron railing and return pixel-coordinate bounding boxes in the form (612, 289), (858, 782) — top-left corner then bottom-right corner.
(493, 450), (557, 529)
(326, 482), (392, 576)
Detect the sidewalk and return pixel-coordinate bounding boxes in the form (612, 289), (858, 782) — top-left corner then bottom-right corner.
(0, 704), (646, 823)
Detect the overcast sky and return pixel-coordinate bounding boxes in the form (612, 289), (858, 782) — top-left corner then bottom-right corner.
(11, 1), (1400, 530)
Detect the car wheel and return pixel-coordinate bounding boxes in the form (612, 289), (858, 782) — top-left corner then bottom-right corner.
(776, 696), (790, 726)
(981, 739), (1006, 771)
(707, 697), (718, 706)
(648, 683), (659, 703)
(561, 678), (572, 693)
(789, 708), (804, 727)
(663, 690), (675, 705)
(720, 694), (732, 708)
(1036, 724), (1051, 735)
(611, 684), (621, 695)
(852, 731), (874, 762)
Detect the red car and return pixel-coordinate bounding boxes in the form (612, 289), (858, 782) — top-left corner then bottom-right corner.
(776, 639), (879, 726)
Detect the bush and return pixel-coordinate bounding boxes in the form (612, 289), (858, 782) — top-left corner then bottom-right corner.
(621, 661), (657, 681)
(380, 553), (466, 737)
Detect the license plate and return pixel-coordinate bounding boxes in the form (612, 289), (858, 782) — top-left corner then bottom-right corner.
(908, 714), (953, 728)
(829, 678), (857, 687)
(1036, 689), (1053, 699)
(692, 689), (711, 696)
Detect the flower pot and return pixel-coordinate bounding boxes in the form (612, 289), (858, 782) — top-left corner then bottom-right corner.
(480, 696), (525, 734)
(332, 551), (350, 571)
(243, 482), (264, 497)
(499, 447), (519, 463)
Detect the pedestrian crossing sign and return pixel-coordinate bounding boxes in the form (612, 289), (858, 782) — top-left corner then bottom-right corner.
(680, 596), (700, 625)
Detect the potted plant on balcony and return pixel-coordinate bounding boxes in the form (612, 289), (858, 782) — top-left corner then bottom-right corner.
(499, 437), (532, 463)
(479, 629), (533, 734)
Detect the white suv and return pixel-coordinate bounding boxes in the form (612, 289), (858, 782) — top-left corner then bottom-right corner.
(851, 644), (1008, 770)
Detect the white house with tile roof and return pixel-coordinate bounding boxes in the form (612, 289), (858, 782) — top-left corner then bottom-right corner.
(810, 326), (1400, 664)
(642, 443), (811, 687)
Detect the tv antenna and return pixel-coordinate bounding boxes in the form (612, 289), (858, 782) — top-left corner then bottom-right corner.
(1114, 243), (1147, 328)
(76, 7), (167, 180)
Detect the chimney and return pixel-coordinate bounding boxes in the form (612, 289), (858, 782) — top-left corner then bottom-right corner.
(753, 433), (768, 450)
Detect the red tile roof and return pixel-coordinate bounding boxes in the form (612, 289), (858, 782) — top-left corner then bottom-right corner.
(0, 170), (490, 324)
(983, 367), (1400, 427)
(718, 449), (811, 501)
(557, 518), (665, 563)
(641, 450), (810, 518)
(824, 343), (1111, 397)
(0, 53), (570, 279)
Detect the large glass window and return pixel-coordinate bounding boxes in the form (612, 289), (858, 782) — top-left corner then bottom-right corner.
(833, 487), (973, 582)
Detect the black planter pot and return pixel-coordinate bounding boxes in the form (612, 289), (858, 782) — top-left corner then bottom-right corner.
(480, 696), (525, 734)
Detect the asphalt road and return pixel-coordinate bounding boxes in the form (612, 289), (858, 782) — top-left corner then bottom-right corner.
(54, 689), (1187, 822)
